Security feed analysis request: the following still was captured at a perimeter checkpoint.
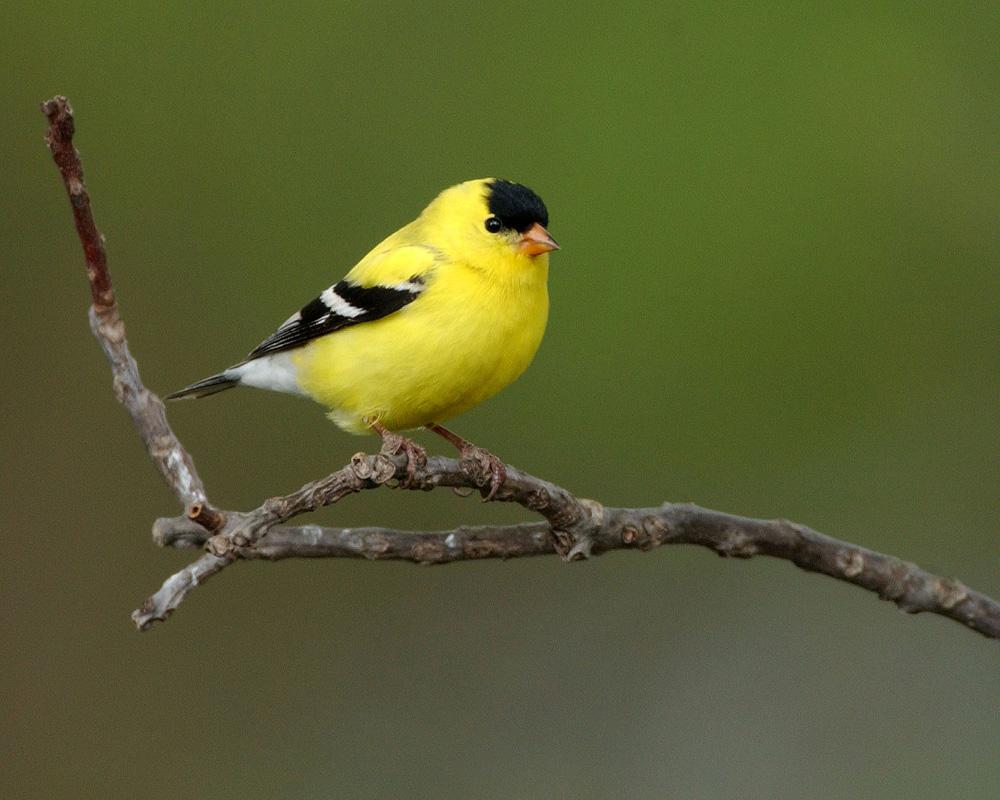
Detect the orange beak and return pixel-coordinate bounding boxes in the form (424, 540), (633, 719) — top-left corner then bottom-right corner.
(518, 222), (560, 256)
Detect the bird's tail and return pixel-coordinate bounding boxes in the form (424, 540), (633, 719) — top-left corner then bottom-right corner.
(164, 371), (239, 400)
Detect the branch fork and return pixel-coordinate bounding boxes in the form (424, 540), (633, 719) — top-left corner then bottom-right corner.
(42, 95), (1000, 639)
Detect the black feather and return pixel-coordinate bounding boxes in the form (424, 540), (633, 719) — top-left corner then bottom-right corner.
(165, 372), (239, 400)
(245, 278), (424, 360)
(486, 180), (548, 232)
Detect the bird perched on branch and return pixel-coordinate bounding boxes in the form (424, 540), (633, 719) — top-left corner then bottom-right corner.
(167, 178), (558, 498)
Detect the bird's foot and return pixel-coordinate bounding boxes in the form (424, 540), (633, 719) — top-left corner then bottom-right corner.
(459, 444), (507, 501)
(425, 423), (507, 501)
(370, 422), (427, 488)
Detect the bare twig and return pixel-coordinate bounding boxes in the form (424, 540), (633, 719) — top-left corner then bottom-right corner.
(42, 95), (211, 513)
(43, 95), (1000, 640)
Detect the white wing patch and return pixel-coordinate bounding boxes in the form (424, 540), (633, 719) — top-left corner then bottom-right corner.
(319, 287), (365, 318)
(387, 280), (426, 293)
(245, 276), (429, 361)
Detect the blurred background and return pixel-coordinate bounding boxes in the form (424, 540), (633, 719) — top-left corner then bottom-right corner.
(3, 3), (998, 798)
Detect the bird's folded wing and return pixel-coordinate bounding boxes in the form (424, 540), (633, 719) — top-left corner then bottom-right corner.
(245, 244), (441, 361)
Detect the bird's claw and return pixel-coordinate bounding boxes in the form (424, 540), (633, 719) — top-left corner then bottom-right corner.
(379, 432), (427, 488)
(458, 445), (507, 501)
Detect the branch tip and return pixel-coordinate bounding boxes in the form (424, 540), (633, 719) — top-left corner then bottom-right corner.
(187, 503), (225, 532)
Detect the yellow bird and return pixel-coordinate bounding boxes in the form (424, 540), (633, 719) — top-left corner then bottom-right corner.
(167, 178), (559, 497)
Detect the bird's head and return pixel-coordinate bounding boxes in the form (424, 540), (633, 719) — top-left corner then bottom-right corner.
(420, 178), (558, 270)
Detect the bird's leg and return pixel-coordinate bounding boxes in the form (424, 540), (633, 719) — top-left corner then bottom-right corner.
(425, 423), (507, 501)
(369, 420), (426, 487)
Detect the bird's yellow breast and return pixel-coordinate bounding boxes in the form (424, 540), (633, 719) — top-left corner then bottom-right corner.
(292, 256), (549, 433)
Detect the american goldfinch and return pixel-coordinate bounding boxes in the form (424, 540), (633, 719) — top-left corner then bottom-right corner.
(167, 178), (558, 497)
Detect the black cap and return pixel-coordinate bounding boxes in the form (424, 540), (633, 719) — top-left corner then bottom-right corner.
(486, 180), (549, 233)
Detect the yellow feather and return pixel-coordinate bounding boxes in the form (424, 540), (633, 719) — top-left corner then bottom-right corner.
(291, 178), (551, 433)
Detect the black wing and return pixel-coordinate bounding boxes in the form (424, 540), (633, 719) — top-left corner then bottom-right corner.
(246, 277), (425, 361)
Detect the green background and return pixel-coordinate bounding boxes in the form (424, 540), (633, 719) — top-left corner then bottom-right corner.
(3, 3), (998, 798)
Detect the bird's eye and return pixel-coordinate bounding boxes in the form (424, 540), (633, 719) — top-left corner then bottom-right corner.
(484, 216), (503, 234)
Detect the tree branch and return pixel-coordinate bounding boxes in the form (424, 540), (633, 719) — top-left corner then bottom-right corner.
(42, 96), (210, 513)
(43, 95), (1000, 640)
